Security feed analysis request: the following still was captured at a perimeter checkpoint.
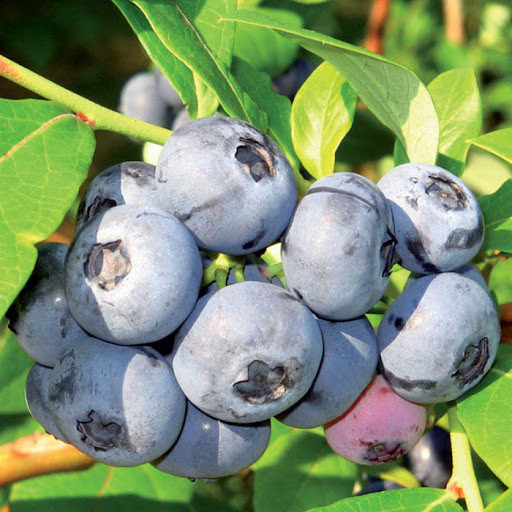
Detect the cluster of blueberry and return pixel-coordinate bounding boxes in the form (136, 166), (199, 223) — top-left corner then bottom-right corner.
(8, 114), (500, 482)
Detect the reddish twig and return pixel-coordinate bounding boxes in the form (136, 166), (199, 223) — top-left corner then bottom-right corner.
(443, 0), (465, 45)
(364, 0), (393, 54)
(0, 433), (95, 487)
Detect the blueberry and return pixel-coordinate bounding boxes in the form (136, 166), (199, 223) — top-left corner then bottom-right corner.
(171, 281), (323, 423)
(378, 272), (500, 403)
(324, 375), (427, 465)
(75, 162), (159, 233)
(277, 316), (378, 429)
(153, 401), (270, 480)
(282, 172), (396, 320)
(377, 163), (484, 274)
(118, 72), (170, 127)
(48, 338), (186, 466)
(156, 116), (298, 255)
(171, 108), (192, 131)
(25, 363), (67, 441)
(7, 243), (89, 367)
(404, 426), (452, 488)
(65, 205), (202, 344)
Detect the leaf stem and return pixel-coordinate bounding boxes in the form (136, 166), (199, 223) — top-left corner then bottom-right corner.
(0, 54), (172, 145)
(446, 402), (484, 512)
(0, 433), (95, 487)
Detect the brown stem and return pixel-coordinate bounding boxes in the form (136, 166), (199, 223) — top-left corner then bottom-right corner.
(443, 0), (465, 45)
(0, 433), (95, 487)
(364, 0), (393, 54)
(500, 303), (512, 323)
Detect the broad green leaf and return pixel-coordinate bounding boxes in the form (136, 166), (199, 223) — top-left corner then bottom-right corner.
(478, 179), (512, 252)
(463, 151), (512, 196)
(307, 488), (463, 512)
(180, 0), (238, 116)
(230, 57), (309, 193)
(0, 99), (95, 319)
(457, 344), (512, 487)
(0, 325), (32, 409)
(473, 452), (508, 507)
(0, 328), (33, 414)
(490, 258), (512, 304)
(393, 140), (409, 166)
(180, 0), (235, 69)
(428, 69), (482, 176)
(10, 463), (195, 512)
(111, 0), (200, 117)
(128, 0), (267, 131)
(253, 430), (357, 512)
(193, 75), (219, 118)
(486, 490), (512, 512)
(471, 129), (512, 165)
(233, 7), (301, 78)
(222, 9), (439, 165)
(291, 61), (356, 179)
(0, 487), (10, 509)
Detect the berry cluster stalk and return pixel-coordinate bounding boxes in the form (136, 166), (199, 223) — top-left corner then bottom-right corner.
(446, 402), (484, 512)
(0, 54), (172, 145)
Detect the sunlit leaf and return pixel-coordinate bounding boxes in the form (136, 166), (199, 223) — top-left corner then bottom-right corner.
(0, 99), (95, 319)
(222, 9), (439, 165)
(291, 62), (356, 179)
(458, 344), (512, 487)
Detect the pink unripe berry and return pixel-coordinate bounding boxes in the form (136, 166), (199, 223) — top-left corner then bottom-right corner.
(323, 375), (427, 465)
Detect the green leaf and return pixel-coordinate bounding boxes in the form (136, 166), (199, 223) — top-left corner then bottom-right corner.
(127, 0), (267, 131)
(490, 258), (512, 304)
(230, 57), (309, 193)
(0, 487), (10, 509)
(471, 129), (512, 165)
(478, 179), (512, 251)
(222, 9), (439, 165)
(393, 140), (409, 166)
(10, 463), (195, 511)
(111, 0), (200, 117)
(306, 488), (463, 511)
(233, 7), (301, 78)
(486, 490), (512, 512)
(253, 430), (357, 512)
(457, 344), (512, 487)
(182, 0), (235, 69)
(0, 325), (32, 398)
(0, 326), (33, 415)
(0, 99), (95, 319)
(462, 151), (512, 196)
(291, 61), (356, 179)
(428, 69), (482, 176)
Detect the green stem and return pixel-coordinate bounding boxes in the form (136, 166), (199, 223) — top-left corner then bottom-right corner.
(0, 54), (172, 145)
(446, 402), (484, 512)
(215, 269), (229, 289)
